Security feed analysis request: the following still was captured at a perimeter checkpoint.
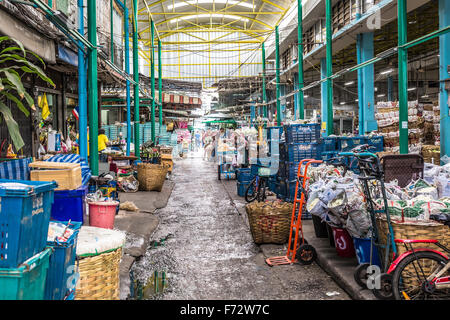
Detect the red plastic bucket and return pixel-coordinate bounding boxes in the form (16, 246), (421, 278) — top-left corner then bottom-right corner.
(88, 201), (119, 229)
(331, 226), (356, 258)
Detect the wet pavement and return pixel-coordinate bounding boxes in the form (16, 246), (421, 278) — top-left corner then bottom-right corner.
(130, 153), (351, 300)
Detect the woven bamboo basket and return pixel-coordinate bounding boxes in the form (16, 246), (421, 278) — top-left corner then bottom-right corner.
(137, 163), (169, 192)
(246, 201), (292, 244)
(75, 247), (122, 300)
(376, 216), (450, 259)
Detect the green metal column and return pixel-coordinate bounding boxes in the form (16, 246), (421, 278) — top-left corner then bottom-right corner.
(132, 0), (140, 159)
(158, 39), (163, 134)
(110, 0), (114, 63)
(151, 20), (156, 142)
(297, 0), (304, 119)
(398, 0), (409, 154)
(325, 0), (333, 135)
(262, 42), (267, 118)
(87, 0), (98, 175)
(275, 25), (281, 126)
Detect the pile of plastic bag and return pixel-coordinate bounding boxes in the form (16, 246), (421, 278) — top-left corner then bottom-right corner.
(305, 163), (450, 239)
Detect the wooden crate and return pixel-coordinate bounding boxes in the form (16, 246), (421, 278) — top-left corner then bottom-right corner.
(29, 161), (82, 190)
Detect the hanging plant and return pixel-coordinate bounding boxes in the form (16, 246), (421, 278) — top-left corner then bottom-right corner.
(0, 36), (55, 151)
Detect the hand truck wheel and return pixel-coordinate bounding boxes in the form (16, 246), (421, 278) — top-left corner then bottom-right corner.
(296, 244), (317, 265)
(291, 237), (308, 252)
(372, 273), (394, 300)
(354, 263), (371, 288)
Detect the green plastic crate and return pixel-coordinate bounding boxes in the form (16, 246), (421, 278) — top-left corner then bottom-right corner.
(0, 248), (52, 300)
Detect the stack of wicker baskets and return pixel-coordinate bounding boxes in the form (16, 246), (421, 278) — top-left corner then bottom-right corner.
(245, 200), (293, 244)
(75, 226), (126, 300)
(137, 163), (169, 192)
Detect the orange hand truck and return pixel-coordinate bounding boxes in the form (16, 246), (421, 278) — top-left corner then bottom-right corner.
(266, 159), (323, 266)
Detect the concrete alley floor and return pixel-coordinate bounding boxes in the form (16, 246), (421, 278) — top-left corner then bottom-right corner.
(130, 152), (350, 300)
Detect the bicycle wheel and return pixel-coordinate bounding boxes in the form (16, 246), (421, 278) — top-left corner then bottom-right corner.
(245, 177), (258, 203)
(257, 178), (267, 202)
(392, 251), (450, 300)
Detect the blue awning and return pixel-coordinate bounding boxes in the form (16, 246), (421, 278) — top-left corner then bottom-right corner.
(57, 44), (78, 67)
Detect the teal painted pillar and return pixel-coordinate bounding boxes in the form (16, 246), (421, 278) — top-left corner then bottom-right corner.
(250, 104), (255, 127)
(78, 0), (88, 161)
(320, 58), (329, 136)
(124, 2), (131, 156)
(356, 32), (377, 134)
(132, 0), (140, 159)
(398, 0), (409, 154)
(262, 42), (267, 118)
(293, 73), (298, 120)
(297, 0), (304, 119)
(87, 0), (98, 175)
(325, 0), (333, 136)
(158, 39), (163, 135)
(275, 25), (281, 126)
(150, 20), (156, 142)
(439, 0), (450, 161)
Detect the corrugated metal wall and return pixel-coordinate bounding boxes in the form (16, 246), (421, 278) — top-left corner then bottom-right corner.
(140, 31), (263, 89)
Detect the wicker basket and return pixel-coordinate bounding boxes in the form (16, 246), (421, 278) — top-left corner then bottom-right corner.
(137, 163), (169, 192)
(376, 216), (450, 259)
(246, 201), (292, 244)
(75, 247), (122, 300)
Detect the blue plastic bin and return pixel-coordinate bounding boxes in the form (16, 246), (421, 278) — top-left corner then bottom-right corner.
(323, 137), (339, 152)
(236, 168), (252, 183)
(44, 221), (82, 300)
(352, 237), (382, 267)
(0, 179), (57, 268)
(50, 185), (88, 223)
(0, 247), (52, 300)
(237, 181), (253, 197)
(284, 124), (321, 144)
(285, 143), (323, 163)
(338, 136), (368, 152)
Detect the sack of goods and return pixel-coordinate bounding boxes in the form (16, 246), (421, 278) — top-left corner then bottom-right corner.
(245, 200), (293, 244)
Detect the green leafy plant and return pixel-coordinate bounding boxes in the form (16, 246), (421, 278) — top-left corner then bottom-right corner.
(0, 36), (55, 151)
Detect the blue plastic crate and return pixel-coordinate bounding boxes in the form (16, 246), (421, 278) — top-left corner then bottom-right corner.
(236, 168), (252, 183)
(285, 143), (323, 163)
(0, 179), (57, 268)
(237, 181), (253, 197)
(45, 221), (82, 300)
(338, 136), (368, 152)
(0, 247), (52, 300)
(367, 136), (384, 152)
(284, 123), (321, 144)
(50, 185), (88, 223)
(323, 137), (339, 152)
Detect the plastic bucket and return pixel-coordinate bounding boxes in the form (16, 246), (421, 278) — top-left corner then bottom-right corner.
(88, 201), (119, 229)
(352, 237), (382, 267)
(331, 226), (356, 258)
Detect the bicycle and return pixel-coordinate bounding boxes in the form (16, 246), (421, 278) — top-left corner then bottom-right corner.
(245, 166), (271, 203)
(338, 144), (399, 300)
(389, 237), (450, 300)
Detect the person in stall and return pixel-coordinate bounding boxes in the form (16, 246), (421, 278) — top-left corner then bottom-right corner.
(98, 128), (111, 162)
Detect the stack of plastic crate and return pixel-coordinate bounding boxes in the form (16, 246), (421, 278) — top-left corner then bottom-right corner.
(0, 180), (58, 300)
